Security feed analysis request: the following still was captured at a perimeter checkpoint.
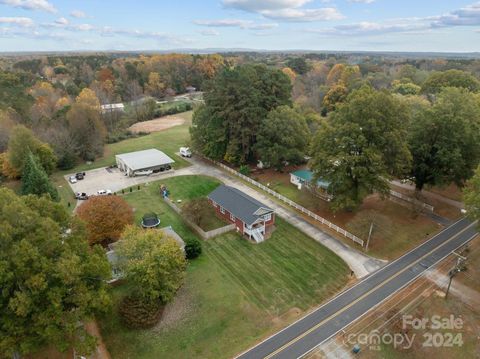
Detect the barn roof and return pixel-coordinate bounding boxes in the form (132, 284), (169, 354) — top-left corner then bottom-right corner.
(115, 149), (174, 171)
(208, 185), (273, 226)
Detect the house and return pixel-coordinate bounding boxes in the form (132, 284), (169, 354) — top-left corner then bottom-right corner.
(100, 103), (125, 114)
(208, 185), (275, 243)
(290, 169), (332, 201)
(115, 149), (175, 177)
(106, 226), (185, 284)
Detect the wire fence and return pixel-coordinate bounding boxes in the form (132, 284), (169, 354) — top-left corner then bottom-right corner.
(209, 159), (365, 247)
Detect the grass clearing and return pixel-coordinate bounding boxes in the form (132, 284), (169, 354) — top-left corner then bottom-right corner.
(252, 168), (440, 260)
(99, 175), (350, 359)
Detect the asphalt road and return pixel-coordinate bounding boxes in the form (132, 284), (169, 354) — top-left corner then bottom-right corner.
(236, 217), (478, 359)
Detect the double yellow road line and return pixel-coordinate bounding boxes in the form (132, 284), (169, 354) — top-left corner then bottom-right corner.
(264, 220), (478, 359)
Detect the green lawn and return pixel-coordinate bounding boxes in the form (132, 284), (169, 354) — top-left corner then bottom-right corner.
(99, 175), (350, 359)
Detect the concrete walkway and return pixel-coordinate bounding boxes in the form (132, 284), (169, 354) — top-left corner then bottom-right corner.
(185, 157), (385, 278)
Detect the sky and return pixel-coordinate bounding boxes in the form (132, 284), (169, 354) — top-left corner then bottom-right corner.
(0, 0), (479, 52)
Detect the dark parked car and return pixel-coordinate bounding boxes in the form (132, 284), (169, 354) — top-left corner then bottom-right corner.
(75, 172), (86, 180)
(75, 192), (89, 200)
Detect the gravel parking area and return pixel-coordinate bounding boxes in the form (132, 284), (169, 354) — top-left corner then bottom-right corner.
(65, 167), (182, 196)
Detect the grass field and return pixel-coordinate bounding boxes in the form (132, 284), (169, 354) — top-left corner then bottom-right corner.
(253, 169), (440, 260)
(99, 175), (350, 359)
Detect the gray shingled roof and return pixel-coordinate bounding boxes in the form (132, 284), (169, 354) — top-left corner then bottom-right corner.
(115, 149), (174, 171)
(208, 185), (273, 226)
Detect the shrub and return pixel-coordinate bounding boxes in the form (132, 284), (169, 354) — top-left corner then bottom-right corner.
(119, 296), (163, 329)
(184, 236), (202, 260)
(239, 165), (250, 176)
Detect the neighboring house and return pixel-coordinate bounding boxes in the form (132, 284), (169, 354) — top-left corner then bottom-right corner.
(100, 103), (125, 114)
(106, 226), (185, 284)
(115, 148), (175, 177)
(208, 185), (275, 243)
(290, 169), (332, 201)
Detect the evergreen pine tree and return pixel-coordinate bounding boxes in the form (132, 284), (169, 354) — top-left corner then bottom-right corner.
(21, 151), (59, 201)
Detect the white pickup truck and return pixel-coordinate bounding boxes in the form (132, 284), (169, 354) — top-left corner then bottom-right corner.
(134, 169), (153, 176)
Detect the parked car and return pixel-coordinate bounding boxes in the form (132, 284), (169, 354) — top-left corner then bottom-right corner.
(75, 172), (85, 180)
(180, 147), (192, 157)
(97, 189), (112, 196)
(75, 192), (89, 200)
(69, 175), (77, 184)
(134, 169), (153, 176)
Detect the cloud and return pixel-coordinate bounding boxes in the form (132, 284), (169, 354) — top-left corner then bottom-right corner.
(193, 18), (278, 30)
(349, 0), (375, 3)
(70, 10), (87, 18)
(0, 16), (34, 27)
(309, 2), (480, 37)
(309, 21), (426, 36)
(200, 29), (220, 36)
(222, 0), (343, 22)
(55, 17), (68, 26)
(430, 2), (480, 27)
(261, 7), (344, 21)
(222, 0), (311, 12)
(0, 0), (56, 13)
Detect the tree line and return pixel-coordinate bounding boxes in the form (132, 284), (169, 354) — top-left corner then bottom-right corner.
(191, 62), (480, 211)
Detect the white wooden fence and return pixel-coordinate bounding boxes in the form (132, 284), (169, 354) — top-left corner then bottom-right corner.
(211, 160), (364, 247)
(389, 190), (434, 213)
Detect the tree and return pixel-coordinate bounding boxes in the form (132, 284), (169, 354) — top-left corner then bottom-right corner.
(7, 125), (57, 175)
(255, 106), (310, 170)
(285, 57), (309, 75)
(145, 72), (165, 98)
(116, 225), (186, 304)
(281, 67), (297, 83)
(311, 87), (411, 211)
(0, 188), (111, 357)
(409, 88), (480, 191)
(21, 151), (59, 201)
(67, 89), (106, 161)
(391, 80), (421, 96)
(463, 166), (480, 221)
(421, 69), (480, 94)
(77, 196), (134, 245)
(322, 82), (348, 112)
(191, 64), (291, 164)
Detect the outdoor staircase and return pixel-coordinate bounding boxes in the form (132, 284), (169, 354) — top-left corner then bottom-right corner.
(251, 229), (264, 243)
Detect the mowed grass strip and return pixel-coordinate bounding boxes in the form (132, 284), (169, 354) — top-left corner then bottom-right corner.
(204, 217), (350, 314)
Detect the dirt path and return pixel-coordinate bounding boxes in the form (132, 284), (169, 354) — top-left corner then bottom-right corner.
(128, 115), (185, 133)
(85, 320), (112, 359)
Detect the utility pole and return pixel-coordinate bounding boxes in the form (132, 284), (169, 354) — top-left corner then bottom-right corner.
(365, 222), (374, 252)
(445, 257), (466, 299)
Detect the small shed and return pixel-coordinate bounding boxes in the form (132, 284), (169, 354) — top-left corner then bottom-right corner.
(115, 149), (174, 177)
(290, 170), (330, 190)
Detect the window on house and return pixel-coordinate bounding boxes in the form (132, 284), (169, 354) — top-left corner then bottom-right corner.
(220, 206), (225, 214)
(264, 213), (272, 221)
(230, 213), (236, 221)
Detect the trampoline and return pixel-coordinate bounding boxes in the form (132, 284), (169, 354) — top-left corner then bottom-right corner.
(141, 213), (161, 228)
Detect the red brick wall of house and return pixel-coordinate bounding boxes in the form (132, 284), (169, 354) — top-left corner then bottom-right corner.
(209, 199), (245, 234)
(208, 199), (275, 234)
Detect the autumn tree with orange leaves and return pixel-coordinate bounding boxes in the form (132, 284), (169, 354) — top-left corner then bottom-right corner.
(77, 195), (134, 245)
